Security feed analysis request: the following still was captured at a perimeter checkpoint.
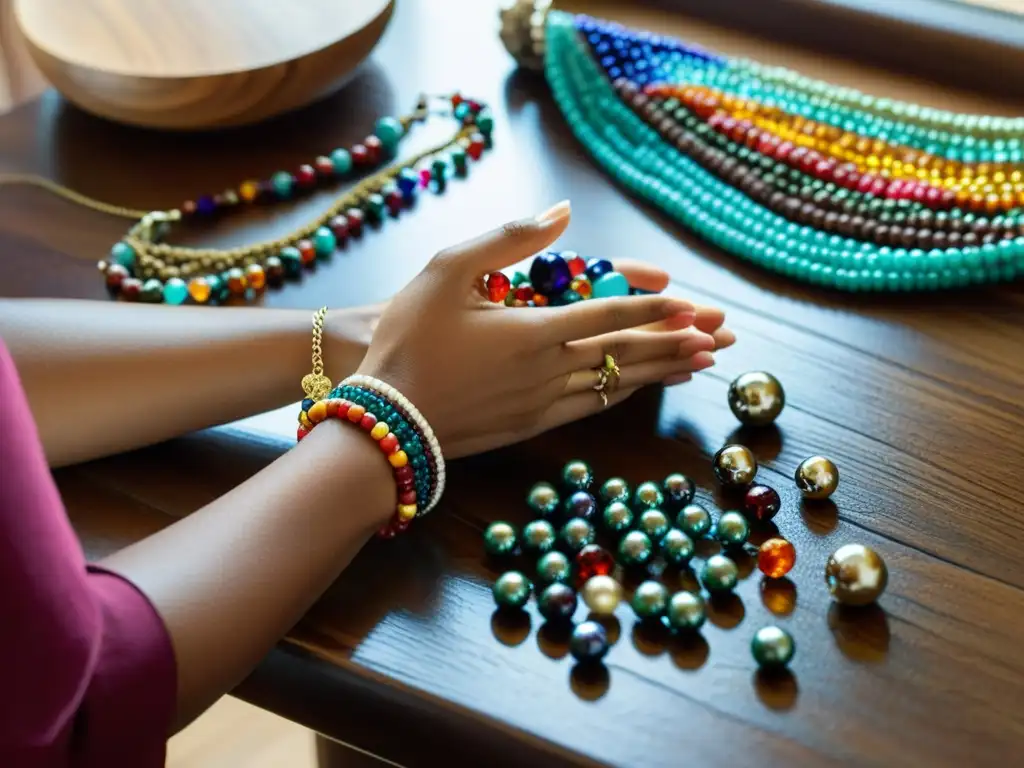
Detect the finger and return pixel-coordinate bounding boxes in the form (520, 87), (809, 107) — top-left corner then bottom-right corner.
(663, 372), (693, 386)
(545, 295), (695, 343)
(541, 385), (642, 430)
(562, 351), (713, 395)
(436, 200), (572, 278)
(713, 326), (736, 349)
(614, 259), (670, 293)
(561, 327), (715, 374)
(637, 304), (724, 333)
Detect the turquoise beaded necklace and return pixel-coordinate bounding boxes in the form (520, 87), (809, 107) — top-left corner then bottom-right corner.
(541, 11), (1024, 291)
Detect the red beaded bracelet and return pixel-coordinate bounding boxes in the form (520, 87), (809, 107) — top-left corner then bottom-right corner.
(298, 397), (418, 535)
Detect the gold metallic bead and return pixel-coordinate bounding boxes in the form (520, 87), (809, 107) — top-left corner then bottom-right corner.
(712, 444), (758, 487)
(580, 575), (623, 616)
(794, 455), (839, 500)
(825, 544), (888, 606)
(727, 371), (785, 426)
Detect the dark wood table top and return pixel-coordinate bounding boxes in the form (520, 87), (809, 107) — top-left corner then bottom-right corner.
(3, 1), (1024, 766)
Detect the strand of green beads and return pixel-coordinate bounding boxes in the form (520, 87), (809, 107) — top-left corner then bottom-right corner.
(547, 13), (1024, 291)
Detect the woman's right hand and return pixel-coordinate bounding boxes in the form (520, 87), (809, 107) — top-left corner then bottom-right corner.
(357, 200), (731, 459)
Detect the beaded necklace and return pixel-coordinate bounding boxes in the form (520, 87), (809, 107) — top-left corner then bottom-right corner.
(522, 9), (1024, 291)
(0, 95), (493, 304)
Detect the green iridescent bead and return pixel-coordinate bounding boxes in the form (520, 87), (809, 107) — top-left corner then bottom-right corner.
(526, 482), (560, 518)
(560, 289), (583, 304)
(482, 521), (517, 557)
(139, 278), (164, 303)
(632, 481), (664, 511)
(677, 504), (712, 538)
(599, 477), (631, 506)
(511, 271), (530, 287)
(536, 551), (572, 586)
(521, 520), (557, 556)
(110, 241), (135, 269)
(658, 528), (694, 567)
(662, 473), (695, 510)
(617, 530), (653, 567)
(751, 626), (796, 669)
(330, 148), (353, 175)
(450, 148), (468, 176)
(560, 517), (595, 554)
(561, 460), (594, 492)
(631, 580), (669, 620)
(364, 193), (385, 221)
(312, 226), (336, 257)
(492, 571), (532, 609)
(475, 109), (494, 136)
(162, 278), (188, 305)
(701, 554), (739, 593)
(373, 116), (404, 152)
(271, 171), (294, 198)
(637, 509), (670, 541)
(602, 501), (634, 534)
(665, 591), (706, 631)
(715, 512), (750, 548)
(431, 157), (448, 181)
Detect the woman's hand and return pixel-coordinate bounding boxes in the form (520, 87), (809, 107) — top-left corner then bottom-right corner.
(358, 200), (732, 458)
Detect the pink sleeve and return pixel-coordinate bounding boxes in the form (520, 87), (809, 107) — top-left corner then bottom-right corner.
(0, 339), (176, 767)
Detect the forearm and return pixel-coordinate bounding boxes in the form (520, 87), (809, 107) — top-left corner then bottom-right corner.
(99, 420), (394, 730)
(0, 300), (365, 467)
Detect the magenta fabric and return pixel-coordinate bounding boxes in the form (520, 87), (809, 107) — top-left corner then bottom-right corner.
(0, 339), (176, 767)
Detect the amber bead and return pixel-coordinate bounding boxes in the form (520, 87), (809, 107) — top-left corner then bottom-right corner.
(575, 544), (615, 584)
(239, 180), (260, 203)
(245, 264), (267, 291)
(743, 484), (781, 522)
(569, 276), (592, 299)
(187, 277), (211, 303)
(226, 267), (247, 295)
(758, 538), (796, 579)
(486, 272), (511, 302)
(297, 240), (316, 265)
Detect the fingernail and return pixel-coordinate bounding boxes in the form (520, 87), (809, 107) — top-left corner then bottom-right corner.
(663, 373), (693, 386)
(535, 199), (571, 224)
(668, 310), (696, 327)
(692, 351), (716, 370)
(681, 331), (716, 355)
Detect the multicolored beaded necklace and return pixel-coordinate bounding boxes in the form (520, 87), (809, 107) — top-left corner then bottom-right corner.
(525, 9), (1024, 291)
(1, 95), (492, 304)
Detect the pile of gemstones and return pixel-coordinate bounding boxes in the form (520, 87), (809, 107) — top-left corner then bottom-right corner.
(484, 371), (888, 680)
(484, 250), (633, 306)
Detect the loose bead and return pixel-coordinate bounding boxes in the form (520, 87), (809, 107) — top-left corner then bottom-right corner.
(569, 620), (609, 663)
(560, 517), (596, 553)
(569, 276), (593, 298)
(659, 528), (695, 566)
(591, 271), (630, 298)
(602, 501), (634, 533)
(637, 509), (671, 541)
(632, 481), (664, 511)
(527, 482), (560, 518)
(575, 544), (615, 583)
(537, 551), (573, 586)
(617, 530), (653, 567)
(701, 554), (739, 593)
(388, 450), (409, 468)
(513, 285), (534, 302)
(751, 626), (795, 669)
(530, 252), (572, 296)
(563, 491), (598, 521)
(585, 258), (613, 281)
(580, 574), (623, 616)
(713, 444), (758, 487)
(486, 272), (511, 302)
(795, 455), (840, 499)
(599, 477), (631, 505)
(483, 521), (518, 557)
(182, 199), (199, 216)
(538, 583), (578, 622)
(561, 460), (594, 491)
(493, 571), (532, 609)
(715, 511), (750, 547)
(662, 473), (696, 509)
(825, 543), (888, 605)
(728, 371), (786, 426)
(245, 264), (266, 291)
(758, 538), (797, 578)
(666, 591), (706, 631)
(521, 520), (557, 556)
(743, 484), (781, 522)
(566, 252), (587, 277)
(631, 580), (669, 620)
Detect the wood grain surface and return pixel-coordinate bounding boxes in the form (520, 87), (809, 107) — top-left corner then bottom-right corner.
(1, 0), (1023, 766)
(13, 0), (394, 129)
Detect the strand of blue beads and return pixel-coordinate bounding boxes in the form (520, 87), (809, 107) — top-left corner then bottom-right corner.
(545, 13), (1024, 291)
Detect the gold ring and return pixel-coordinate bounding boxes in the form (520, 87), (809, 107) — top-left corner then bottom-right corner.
(592, 353), (620, 407)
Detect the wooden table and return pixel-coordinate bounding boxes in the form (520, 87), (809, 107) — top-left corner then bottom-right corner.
(3, 1), (1024, 766)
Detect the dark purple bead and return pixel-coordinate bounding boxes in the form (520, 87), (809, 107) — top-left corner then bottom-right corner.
(538, 583), (578, 623)
(585, 258), (614, 282)
(569, 620), (609, 663)
(196, 195), (217, 215)
(529, 252), (572, 296)
(564, 491), (598, 521)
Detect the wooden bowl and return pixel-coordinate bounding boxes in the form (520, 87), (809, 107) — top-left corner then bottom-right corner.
(14, 0), (394, 130)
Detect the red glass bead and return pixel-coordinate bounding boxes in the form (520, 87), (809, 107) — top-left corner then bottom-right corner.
(743, 484), (781, 522)
(707, 112), (727, 130)
(379, 433), (399, 454)
(105, 263), (129, 289)
(327, 215), (349, 242)
(346, 208), (365, 236)
(350, 144), (370, 165)
(377, 523), (398, 540)
(775, 142), (795, 161)
(451, 93), (463, 107)
(385, 190), (404, 215)
(486, 272), (511, 302)
(758, 538), (796, 579)
(467, 133), (485, 160)
(567, 255), (586, 277)
(120, 278), (142, 301)
(925, 186), (943, 205)
(419, 168), (432, 187)
(513, 284), (533, 302)
(297, 425), (310, 441)
(337, 401), (351, 419)
(393, 519), (411, 534)
(295, 164), (317, 189)
(394, 464), (414, 483)
(359, 413), (377, 431)
(364, 135), (383, 164)
(325, 400), (341, 418)
(297, 239), (316, 265)
(181, 200), (198, 216)
(398, 490), (417, 505)
(575, 544), (615, 585)
(314, 155), (335, 177)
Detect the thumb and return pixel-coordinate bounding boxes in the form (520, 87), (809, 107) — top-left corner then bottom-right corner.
(437, 199), (572, 277)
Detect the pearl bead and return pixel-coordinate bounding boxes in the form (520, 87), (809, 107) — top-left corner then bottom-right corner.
(569, 620), (610, 663)
(666, 591), (706, 631)
(599, 477), (631, 505)
(526, 482), (560, 518)
(637, 509), (670, 541)
(715, 511), (750, 547)
(521, 520), (557, 556)
(701, 554), (739, 593)
(662, 473), (696, 509)
(561, 459), (594, 491)
(538, 583), (578, 622)
(658, 528), (695, 566)
(602, 501), (634, 533)
(492, 571), (531, 609)
(536, 551), (572, 586)
(482, 521), (517, 557)
(560, 517), (596, 553)
(677, 503), (712, 538)
(632, 481), (665, 511)
(825, 544), (888, 605)
(631, 580), (669, 620)
(795, 455), (840, 499)
(713, 444), (758, 487)
(580, 575), (623, 615)
(617, 530), (653, 567)
(728, 371), (786, 426)
(751, 625), (795, 669)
